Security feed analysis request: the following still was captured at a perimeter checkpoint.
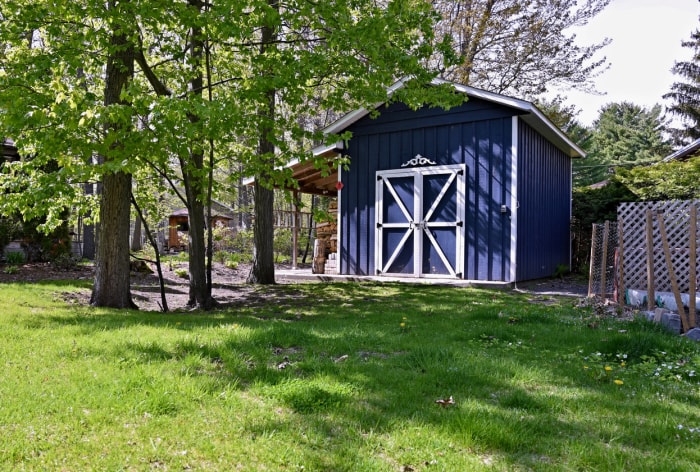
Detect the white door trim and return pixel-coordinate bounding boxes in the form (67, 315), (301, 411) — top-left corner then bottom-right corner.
(375, 164), (466, 278)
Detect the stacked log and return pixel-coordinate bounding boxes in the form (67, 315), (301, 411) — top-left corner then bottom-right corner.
(313, 199), (338, 274)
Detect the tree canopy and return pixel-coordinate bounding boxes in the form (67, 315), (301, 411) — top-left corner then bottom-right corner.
(433, 0), (611, 98)
(0, 0), (463, 307)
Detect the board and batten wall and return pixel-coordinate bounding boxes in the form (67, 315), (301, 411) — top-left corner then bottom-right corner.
(338, 98), (514, 281)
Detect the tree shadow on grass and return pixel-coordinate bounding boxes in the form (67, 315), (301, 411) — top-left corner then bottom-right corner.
(26, 282), (700, 470)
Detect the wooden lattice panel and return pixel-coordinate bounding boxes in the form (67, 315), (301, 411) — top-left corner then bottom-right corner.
(589, 222), (618, 298)
(618, 200), (700, 293)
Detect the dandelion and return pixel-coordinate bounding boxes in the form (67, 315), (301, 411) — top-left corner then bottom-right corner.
(604, 365), (612, 372)
(400, 322), (406, 328)
(583, 365), (589, 370)
(620, 361), (626, 367)
(614, 379), (623, 385)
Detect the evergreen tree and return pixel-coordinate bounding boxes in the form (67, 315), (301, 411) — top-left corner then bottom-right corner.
(577, 102), (672, 187)
(664, 24), (700, 144)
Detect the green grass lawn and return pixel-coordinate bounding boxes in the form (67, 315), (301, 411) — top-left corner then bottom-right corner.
(1, 280), (699, 471)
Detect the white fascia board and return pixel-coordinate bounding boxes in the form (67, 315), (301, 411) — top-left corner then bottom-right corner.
(510, 116), (518, 283)
(441, 80), (585, 159)
(311, 141), (344, 157)
(321, 78), (411, 136)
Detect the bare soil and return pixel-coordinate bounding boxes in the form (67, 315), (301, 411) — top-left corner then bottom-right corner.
(0, 261), (308, 312)
(0, 261), (590, 312)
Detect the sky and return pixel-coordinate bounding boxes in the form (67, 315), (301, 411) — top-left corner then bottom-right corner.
(560, 0), (700, 126)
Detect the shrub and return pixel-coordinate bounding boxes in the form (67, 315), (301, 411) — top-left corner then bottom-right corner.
(0, 218), (21, 251)
(233, 229), (253, 254)
(213, 250), (228, 264)
(51, 253), (78, 271)
(212, 224), (236, 251)
(274, 229), (293, 262)
(571, 181), (636, 273)
(5, 251), (25, 265)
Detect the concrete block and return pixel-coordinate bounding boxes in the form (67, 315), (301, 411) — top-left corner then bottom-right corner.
(661, 313), (682, 334)
(685, 328), (700, 342)
(654, 308), (669, 323)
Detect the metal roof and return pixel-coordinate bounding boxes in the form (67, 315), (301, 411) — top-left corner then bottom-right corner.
(662, 138), (700, 162)
(313, 78), (585, 159)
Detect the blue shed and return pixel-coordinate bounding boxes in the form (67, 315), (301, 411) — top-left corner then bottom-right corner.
(296, 80), (584, 283)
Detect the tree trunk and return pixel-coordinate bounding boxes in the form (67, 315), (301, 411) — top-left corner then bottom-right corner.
(302, 194), (315, 264)
(90, 0), (135, 308)
(131, 193), (168, 312)
(130, 210), (142, 251)
(92, 171), (135, 308)
(182, 1), (216, 309)
(247, 0), (278, 285)
(248, 181), (276, 283)
(82, 182), (96, 260)
(237, 169), (251, 229)
(185, 189), (215, 308)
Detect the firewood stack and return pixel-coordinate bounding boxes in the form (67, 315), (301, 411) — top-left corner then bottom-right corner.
(313, 199), (338, 274)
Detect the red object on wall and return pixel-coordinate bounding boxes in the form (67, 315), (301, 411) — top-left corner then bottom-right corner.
(335, 181), (344, 191)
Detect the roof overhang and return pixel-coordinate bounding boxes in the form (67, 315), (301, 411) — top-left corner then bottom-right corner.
(243, 142), (344, 196)
(662, 138), (700, 162)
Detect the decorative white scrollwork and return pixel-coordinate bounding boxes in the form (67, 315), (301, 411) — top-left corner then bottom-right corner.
(401, 154), (436, 168)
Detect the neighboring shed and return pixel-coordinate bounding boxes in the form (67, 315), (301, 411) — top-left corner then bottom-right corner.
(297, 79), (584, 282)
(167, 204), (235, 251)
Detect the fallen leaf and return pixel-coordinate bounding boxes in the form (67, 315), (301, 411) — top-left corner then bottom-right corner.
(435, 396), (455, 407)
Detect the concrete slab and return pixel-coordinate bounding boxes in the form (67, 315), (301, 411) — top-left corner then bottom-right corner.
(274, 267), (512, 290)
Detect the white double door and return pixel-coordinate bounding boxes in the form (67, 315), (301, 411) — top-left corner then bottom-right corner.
(375, 164), (466, 278)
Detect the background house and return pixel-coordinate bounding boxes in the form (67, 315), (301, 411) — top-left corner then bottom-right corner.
(165, 203), (235, 251)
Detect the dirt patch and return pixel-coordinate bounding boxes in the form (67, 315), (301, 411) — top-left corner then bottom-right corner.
(0, 260), (310, 312)
(1, 261), (592, 312)
(0, 262), (94, 284)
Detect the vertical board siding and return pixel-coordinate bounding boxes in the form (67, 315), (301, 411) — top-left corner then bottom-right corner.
(516, 122), (572, 281)
(339, 99), (515, 281)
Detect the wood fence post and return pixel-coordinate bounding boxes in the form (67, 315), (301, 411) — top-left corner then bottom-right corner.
(657, 211), (690, 333)
(690, 204), (697, 329)
(646, 209), (656, 311)
(618, 217), (625, 306)
(601, 221), (610, 299)
(588, 223), (597, 298)
(292, 190), (299, 270)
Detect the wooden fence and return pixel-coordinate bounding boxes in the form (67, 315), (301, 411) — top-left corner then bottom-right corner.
(615, 200), (698, 331)
(617, 200), (699, 294)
